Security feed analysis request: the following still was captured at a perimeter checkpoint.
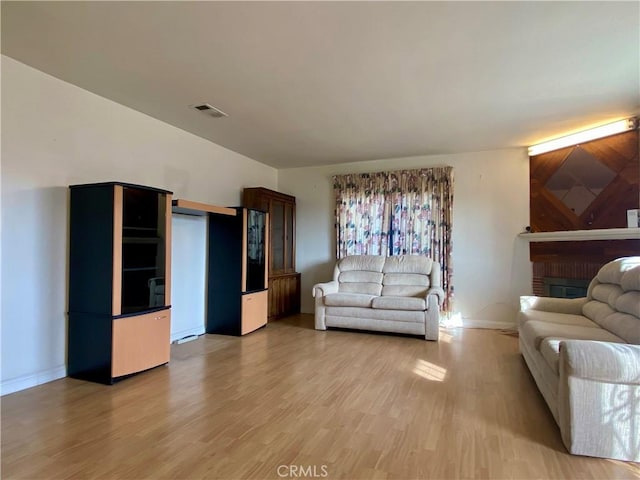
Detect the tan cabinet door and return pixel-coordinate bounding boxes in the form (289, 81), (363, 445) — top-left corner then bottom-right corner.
(241, 291), (268, 335)
(112, 310), (171, 377)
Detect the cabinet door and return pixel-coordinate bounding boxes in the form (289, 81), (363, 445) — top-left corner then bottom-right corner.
(245, 209), (267, 292)
(241, 291), (268, 335)
(285, 202), (295, 272)
(112, 310), (171, 377)
(117, 187), (172, 316)
(268, 273), (301, 320)
(271, 199), (285, 273)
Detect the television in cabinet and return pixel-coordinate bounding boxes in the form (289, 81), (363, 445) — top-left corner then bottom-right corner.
(68, 182), (172, 384)
(207, 208), (269, 335)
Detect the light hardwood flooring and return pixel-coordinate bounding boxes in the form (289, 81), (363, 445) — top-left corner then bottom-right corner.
(2, 314), (639, 479)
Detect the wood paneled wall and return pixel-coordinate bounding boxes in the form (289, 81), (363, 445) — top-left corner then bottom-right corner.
(529, 129), (639, 232)
(528, 128), (639, 295)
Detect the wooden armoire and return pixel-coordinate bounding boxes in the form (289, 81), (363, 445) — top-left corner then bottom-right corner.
(243, 187), (301, 320)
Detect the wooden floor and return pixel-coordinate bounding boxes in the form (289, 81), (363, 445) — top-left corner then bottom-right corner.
(2, 314), (639, 480)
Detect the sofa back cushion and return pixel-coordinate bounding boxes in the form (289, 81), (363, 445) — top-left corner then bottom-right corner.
(382, 255), (433, 274)
(582, 259), (640, 344)
(382, 273), (430, 297)
(338, 271), (384, 295)
(337, 255), (386, 273)
(595, 257), (640, 285)
(336, 255), (385, 295)
(381, 255), (432, 297)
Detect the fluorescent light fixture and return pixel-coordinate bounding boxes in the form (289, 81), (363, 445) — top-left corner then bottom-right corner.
(528, 118), (637, 156)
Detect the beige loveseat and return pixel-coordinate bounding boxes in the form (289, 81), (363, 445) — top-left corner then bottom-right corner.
(312, 255), (444, 341)
(518, 256), (640, 462)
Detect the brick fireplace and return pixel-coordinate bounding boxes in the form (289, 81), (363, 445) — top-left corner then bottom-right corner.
(529, 238), (639, 298)
(533, 262), (598, 297)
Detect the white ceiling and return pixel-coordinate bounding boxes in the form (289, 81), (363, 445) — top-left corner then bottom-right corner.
(2, 1), (639, 169)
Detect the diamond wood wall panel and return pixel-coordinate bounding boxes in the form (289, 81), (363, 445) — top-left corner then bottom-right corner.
(529, 130), (639, 232)
(528, 129), (639, 297)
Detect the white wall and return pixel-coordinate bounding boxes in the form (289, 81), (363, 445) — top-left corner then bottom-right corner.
(278, 150), (532, 327)
(171, 214), (207, 342)
(1, 56), (277, 394)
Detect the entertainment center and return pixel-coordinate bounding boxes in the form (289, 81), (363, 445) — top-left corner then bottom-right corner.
(67, 182), (172, 384)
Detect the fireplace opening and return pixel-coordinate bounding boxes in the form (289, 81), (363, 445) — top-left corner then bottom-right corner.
(543, 277), (590, 299)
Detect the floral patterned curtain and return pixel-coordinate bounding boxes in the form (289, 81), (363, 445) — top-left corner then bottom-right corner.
(333, 167), (454, 311)
(334, 173), (390, 256)
(387, 168), (454, 311)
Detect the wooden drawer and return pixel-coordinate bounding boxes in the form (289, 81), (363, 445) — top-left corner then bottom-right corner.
(241, 291), (268, 335)
(112, 309), (171, 377)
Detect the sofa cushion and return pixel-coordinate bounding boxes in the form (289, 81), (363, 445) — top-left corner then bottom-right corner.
(371, 296), (426, 311)
(325, 306), (424, 323)
(582, 300), (616, 324)
(382, 255), (433, 274)
(518, 309), (599, 328)
(324, 293), (375, 308)
(540, 338), (562, 374)
(596, 312), (640, 345)
(590, 283), (623, 308)
(582, 297), (640, 344)
(337, 255), (385, 272)
(339, 282), (382, 295)
(595, 257), (640, 285)
(383, 273), (430, 286)
(381, 285), (428, 297)
(339, 271), (383, 284)
(621, 265), (640, 291)
(520, 320), (625, 350)
(381, 272), (429, 297)
(616, 291), (640, 318)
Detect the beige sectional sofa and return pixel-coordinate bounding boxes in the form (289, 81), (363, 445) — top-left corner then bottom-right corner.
(312, 255), (444, 341)
(518, 256), (640, 462)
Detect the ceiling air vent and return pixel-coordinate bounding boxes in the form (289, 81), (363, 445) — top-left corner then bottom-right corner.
(191, 103), (228, 118)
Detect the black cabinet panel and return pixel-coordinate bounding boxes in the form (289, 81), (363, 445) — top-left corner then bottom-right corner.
(207, 212), (243, 335)
(68, 186), (114, 315)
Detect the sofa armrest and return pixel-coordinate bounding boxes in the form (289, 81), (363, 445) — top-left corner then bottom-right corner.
(558, 340), (640, 461)
(313, 281), (338, 331)
(560, 340), (640, 384)
(519, 295), (587, 315)
(425, 287), (445, 307)
(312, 281), (339, 298)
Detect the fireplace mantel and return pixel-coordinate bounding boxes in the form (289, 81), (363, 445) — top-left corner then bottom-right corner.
(519, 227), (640, 242)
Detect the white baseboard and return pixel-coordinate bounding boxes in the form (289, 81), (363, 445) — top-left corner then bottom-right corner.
(462, 319), (517, 330)
(1, 365), (67, 396)
(170, 326), (205, 343)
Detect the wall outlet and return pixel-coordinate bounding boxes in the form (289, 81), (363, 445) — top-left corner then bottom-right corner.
(627, 209), (640, 228)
